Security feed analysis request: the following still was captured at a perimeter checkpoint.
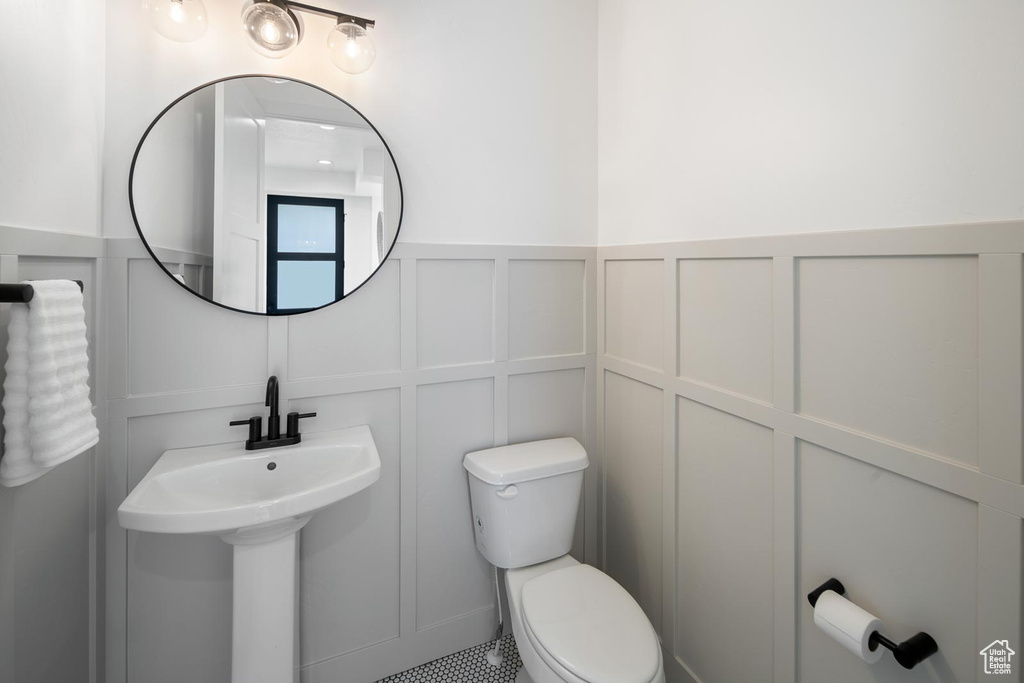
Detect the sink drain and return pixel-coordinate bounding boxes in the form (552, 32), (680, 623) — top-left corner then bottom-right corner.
(267, 462), (277, 471)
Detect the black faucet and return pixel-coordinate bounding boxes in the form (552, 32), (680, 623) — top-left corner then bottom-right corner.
(266, 375), (281, 440)
(230, 375), (317, 450)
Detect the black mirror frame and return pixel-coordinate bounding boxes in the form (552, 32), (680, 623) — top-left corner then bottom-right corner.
(128, 74), (404, 317)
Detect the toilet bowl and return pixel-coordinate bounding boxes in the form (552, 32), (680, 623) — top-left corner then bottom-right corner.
(464, 438), (666, 683)
(506, 555), (665, 683)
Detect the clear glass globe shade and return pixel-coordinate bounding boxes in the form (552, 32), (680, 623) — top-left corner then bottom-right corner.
(327, 23), (376, 74)
(242, 2), (300, 58)
(145, 0), (208, 43)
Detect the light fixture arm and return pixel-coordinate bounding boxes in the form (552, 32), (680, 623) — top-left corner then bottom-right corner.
(280, 1), (375, 29)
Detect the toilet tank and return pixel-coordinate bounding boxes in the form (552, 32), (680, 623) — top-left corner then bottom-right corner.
(464, 438), (588, 569)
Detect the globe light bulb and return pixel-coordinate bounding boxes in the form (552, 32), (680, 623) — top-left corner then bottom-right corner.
(327, 22), (376, 74)
(260, 19), (281, 43)
(145, 0), (208, 42)
(241, 2), (300, 58)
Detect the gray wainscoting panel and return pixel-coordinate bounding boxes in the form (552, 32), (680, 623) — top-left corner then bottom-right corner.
(1, 452), (93, 683)
(978, 253), (1024, 484)
(508, 368), (587, 560)
(508, 259), (586, 360)
(104, 244), (596, 683)
(508, 369), (586, 444)
(598, 222), (1024, 683)
(128, 260), (269, 395)
(797, 256), (979, 466)
(676, 398), (774, 683)
(288, 261), (401, 380)
(798, 441), (978, 683)
(604, 260), (664, 369)
(415, 378), (495, 631)
(299, 389), (402, 664)
(416, 260), (495, 368)
(678, 258), (773, 402)
(602, 370), (664, 632)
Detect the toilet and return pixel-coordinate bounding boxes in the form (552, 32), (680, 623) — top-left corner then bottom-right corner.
(464, 438), (665, 683)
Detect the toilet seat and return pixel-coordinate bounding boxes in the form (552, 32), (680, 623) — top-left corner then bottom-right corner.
(520, 564), (661, 683)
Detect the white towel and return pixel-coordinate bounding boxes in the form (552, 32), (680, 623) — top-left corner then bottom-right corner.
(1, 280), (99, 487)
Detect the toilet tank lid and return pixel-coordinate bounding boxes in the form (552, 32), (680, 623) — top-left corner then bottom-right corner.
(464, 438), (588, 485)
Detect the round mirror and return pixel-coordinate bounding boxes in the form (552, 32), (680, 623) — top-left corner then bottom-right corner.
(129, 75), (402, 315)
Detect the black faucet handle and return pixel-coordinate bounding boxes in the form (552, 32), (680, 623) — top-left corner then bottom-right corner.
(286, 411), (317, 438)
(230, 416), (262, 444)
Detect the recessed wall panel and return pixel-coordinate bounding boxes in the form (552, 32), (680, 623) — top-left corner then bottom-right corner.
(508, 260), (586, 359)
(416, 378), (495, 630)
(1, 449), (92, 683)
(679, 258), (773, 402)
(676, 399), (774, 683)
(797, 256), (978, 465)
(129, 260), (268, 395)
(508, 369), (586, 444)
(508, 368), (587, 560)
(288, 260), (401, 379)
(417, 260), (494, 368)
(604, 260), (663, 369)
(798, 441), (978, 683)
(298, 389), (402, 663)
(603, 371), (663, 630)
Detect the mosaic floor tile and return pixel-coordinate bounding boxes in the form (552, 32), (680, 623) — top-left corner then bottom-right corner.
(376, 635), (522, 682)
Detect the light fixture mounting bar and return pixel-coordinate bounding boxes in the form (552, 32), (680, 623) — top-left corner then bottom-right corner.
(284, 1), (375, 29)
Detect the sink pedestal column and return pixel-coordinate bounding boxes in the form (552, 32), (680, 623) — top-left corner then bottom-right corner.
(223, 517), (310, 683)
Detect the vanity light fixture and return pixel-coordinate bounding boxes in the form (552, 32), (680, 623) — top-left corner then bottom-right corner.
(317, 159), (333, 165)
(145, 0), (209, 43)
(240, 1), (376, 73)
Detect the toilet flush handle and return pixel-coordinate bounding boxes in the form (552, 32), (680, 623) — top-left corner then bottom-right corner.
(496, 484), (519, 500)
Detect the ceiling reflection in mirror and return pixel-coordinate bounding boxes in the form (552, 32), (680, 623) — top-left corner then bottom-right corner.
(130, 76), (402, 315)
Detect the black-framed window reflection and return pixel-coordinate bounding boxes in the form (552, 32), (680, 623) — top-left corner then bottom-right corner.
(266, 195), (345, 314)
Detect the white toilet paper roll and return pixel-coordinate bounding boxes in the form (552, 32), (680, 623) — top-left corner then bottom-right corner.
(813, 590), (885, 663)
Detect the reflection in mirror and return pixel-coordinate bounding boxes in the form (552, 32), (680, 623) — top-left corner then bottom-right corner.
(130, 76), (402, 315)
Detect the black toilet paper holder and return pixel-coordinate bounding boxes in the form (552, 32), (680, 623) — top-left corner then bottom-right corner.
(807, 578), (939, 670)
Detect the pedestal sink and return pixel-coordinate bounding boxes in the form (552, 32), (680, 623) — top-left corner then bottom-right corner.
(118, 425), (381, 683)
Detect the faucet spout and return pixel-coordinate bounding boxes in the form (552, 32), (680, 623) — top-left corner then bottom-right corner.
(266, 375), (279, 414)
(266, 376), (280, 439)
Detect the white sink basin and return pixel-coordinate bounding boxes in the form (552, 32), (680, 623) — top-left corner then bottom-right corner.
(118, 424), (380, 537)
(118, 423), (380, 683)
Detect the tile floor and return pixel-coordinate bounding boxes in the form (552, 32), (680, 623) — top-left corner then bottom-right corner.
(376, 635), (522, 682)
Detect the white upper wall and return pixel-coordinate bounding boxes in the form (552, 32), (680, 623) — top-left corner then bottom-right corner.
(597, 0), (1024, 245)
(105, 0), (598, 247)
(0, 0), (105, 235)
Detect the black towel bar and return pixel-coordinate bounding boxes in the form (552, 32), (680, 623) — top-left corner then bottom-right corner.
(0, 281), (84, 304)
(807, 578), (939, 670)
